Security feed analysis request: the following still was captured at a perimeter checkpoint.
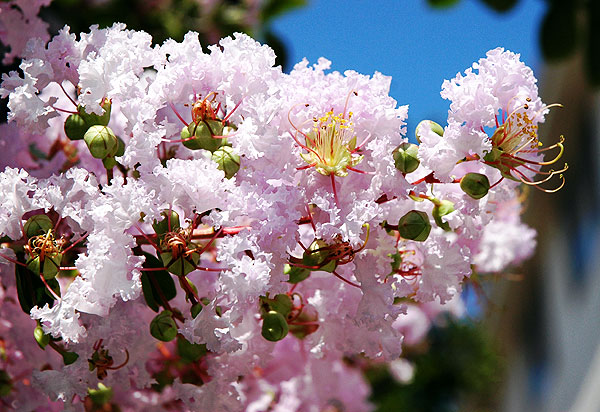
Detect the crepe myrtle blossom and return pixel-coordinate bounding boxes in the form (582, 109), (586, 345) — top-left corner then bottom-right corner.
(0, 24), (564, 411)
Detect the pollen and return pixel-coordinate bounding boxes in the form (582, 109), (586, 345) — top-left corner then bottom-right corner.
(298, 111), (363, 177)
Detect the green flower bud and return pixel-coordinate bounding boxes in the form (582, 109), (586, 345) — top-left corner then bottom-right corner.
(78, 99), (111, 127)
(87, 383), (113, 406)
(284, 263), (311, 284)
(398, 210), (431, 241)
(23, 215), (53, 238)
(27, 252), (62, 279)
(61, 351), (79, 365)
(432, 199), (454, 231)
(261, 311), (288, 342)
(64, 114), (88, 141)
(34, 325), (50, 349)
(393, 142), (420, 173)
(460, 172), (490, 199)
(183, 120), (227, 152)
(150, 310), (178, 342)
(211, 145), (240, 179)
(152, 210), (180, 235)
(84, 125), (118, 159)
(415, 120), (444, 143)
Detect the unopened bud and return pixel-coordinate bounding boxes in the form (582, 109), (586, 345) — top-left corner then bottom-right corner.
(415, 120), (444, 143)
(64, 114), (88, 140)
(24, 215), (53, 238)
(261, 311), (288, 342)
(398, 210), (431, 241)
(87, 383), (113, 406)
(34, 325), (50, 349)
(150, 310), (178, 342)
(460, 173), (490, 199)
(84, 125), (118, 159)
(211, 145), (240, 179)
(393, 142), (420, 173)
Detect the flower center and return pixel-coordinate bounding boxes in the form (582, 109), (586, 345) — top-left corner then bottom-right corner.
(299, 111), (363, 177)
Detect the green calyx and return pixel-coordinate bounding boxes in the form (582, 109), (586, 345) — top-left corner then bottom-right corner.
(460, 173), (491, 199)
(152, 210), (181, 235)
(23, 215), (53, 238)
(398, 210), (431, 241)
(26, 252), (62, 280)
(160, 250), (200, 277)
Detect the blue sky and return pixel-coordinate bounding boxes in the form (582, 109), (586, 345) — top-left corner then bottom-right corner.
(272, 0), (547, 138)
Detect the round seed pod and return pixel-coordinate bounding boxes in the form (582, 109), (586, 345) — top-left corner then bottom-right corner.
(460, 173), (490, 199)
(415, 120), (444, 143)
(393, 142), (420, 173)
(211, 145), (240, 179)
(261, 311), (289, 342)
(150, 311), (178, 342)
(84, 126), (119, 159)
(398, 210), (431, 241)
(64, 114), (88, 140)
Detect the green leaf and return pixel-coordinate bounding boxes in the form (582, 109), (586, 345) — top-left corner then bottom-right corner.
(141, 252), (177, 312)
(478, 0), (518, 12)
(62, 351), (79, 365)
(15, 263), (56, 314)
(0, 370), (12, 396)
(176, 336), (207, 363)
(541, 4), (577, 61)
(190, 303), (203, 318)
(260, 0), (307, 22)
(427, 0), (460, 8)
(284, 264), (311, 284)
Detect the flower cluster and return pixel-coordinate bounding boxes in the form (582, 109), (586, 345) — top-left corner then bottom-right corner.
(0, 24), (563, 411)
